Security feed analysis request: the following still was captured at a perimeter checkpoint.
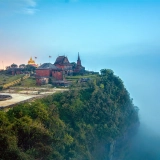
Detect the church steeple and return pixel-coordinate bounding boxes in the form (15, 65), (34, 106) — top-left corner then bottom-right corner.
(77, 52), (81, 66)
(78, 52), (80, 61)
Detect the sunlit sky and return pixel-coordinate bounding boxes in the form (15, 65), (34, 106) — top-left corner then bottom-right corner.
(0, 0), (160, 68)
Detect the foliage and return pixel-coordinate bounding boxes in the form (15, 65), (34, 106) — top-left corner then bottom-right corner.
(20, 77), (36, 87)
(0, 69), (139, 160)
(0, 74), (23, 86)
(0, 85), (3, 90)
(25, 65), (36, 72)
(66, 74), (97, 81)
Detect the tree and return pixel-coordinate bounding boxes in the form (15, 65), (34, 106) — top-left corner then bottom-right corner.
(25, 65), (36, 73)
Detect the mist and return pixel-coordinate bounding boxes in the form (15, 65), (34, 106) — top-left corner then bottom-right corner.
(85, 53), (160, 159)
(122, 55), (160, 160)
(125, 124), (160, 160)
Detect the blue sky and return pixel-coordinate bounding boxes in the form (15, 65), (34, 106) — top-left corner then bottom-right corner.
(0, 0), (160, 66)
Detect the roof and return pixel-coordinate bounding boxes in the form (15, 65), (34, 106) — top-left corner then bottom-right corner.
(54, 56), (70, 65)
(37, 63), (60, 70)
(28, 57), (35, 64)
(11, 63), (18, 67)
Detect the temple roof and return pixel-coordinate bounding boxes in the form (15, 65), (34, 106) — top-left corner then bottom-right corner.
(37, 63), (61, 70)
(28, 57), (35, 64)
(54, 56), (70, 65)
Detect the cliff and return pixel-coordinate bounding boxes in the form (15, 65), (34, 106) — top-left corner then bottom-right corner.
(0, 69), (139, 160)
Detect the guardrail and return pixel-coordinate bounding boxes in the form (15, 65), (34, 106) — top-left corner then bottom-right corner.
(3, 74), (30, 89)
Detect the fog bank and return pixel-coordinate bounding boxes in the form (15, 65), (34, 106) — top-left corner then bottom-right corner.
(91, 54), (160, 159)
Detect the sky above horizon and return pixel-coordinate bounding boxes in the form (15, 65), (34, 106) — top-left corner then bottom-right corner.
(0, 0), (160, 68)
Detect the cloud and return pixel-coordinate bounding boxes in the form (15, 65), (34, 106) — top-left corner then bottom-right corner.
(24, 0), (36, 7)
(0, 0), (38, 15)
(22, 8), (38, 15)
(18, 0), (38, 15)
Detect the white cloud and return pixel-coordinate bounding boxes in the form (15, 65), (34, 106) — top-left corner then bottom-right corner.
(24, 0), (37, 7)
(17, 0), (38, 15)
(0, 0), (38, 15)
(23, 8), (38, 15)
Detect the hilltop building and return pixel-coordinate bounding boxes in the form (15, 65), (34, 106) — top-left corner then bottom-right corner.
(35, 63), (64, 85)
(6, 60), (36, 75)
(73, 53), (85, 75)
(5, 63), (23, 75)
(28, 57), (38, 67)
(54, 56), (73, 75)
(35, 53), (86, 85)
(53, 53), (85, 75)
(4, 54), (85, 85)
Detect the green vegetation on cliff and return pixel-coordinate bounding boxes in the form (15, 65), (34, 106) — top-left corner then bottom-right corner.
(0, 69), (139, 160)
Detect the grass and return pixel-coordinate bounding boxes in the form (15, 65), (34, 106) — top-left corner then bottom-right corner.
(0, 73), (98, 88)
(66, 74), (97, 82)
(0, 74), (24, 86)
(19, 77), (36, 87)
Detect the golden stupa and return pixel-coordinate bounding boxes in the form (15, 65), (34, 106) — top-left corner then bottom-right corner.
(28, 57), (38, 67)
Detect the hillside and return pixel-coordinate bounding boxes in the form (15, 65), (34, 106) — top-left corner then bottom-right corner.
(0, 69), (139, 160)
(0, 74), (24, 87)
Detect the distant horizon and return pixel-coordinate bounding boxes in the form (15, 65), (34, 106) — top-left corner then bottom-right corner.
(0, 53), (85, 70)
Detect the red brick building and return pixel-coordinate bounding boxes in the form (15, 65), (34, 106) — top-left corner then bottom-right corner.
(54, 56), (73, 75)
(35, 54), (86, 85)
(36, 63), (64, 85)
(54, 54), (85, 75)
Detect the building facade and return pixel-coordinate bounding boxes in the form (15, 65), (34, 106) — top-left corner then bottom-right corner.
(35, 53), (86, 85)
(35, 63), (64, 85)
(73, 53), (85, 75)
(54, 56), (73, 75)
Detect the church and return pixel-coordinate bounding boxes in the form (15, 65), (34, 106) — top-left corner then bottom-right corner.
(72, 53), (85, 75)
(54, 56), (73, 75)
(35, 53), (85, 85)
(53, 53), (85, 75)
